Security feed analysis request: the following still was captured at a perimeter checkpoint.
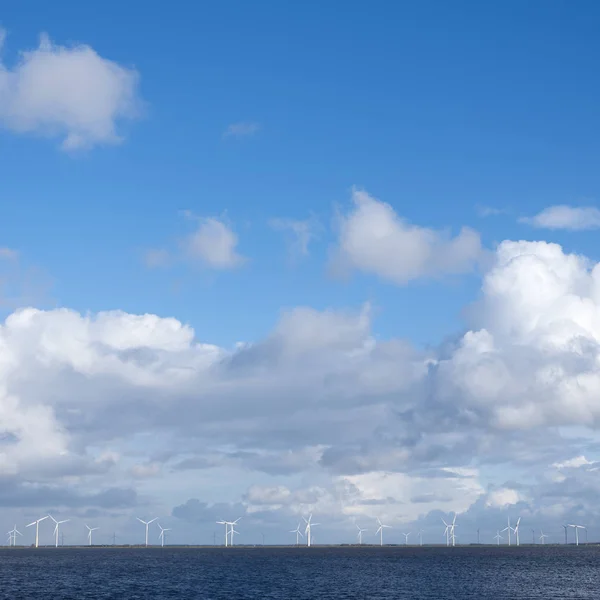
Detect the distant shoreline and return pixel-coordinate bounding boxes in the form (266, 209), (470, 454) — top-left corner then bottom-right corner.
(3, 543), (595, 549)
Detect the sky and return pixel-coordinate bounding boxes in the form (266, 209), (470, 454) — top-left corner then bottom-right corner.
(1, 0), (600, 546)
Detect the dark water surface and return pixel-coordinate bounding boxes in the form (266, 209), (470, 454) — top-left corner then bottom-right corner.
(0, 546), (597, 599)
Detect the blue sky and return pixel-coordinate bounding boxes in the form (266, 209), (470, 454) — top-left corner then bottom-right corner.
(2, 0), (600, 348)
(1, 1), (600, 544)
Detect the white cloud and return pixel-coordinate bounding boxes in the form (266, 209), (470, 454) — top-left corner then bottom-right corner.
(182, 217), (246, 269)
(485, 488), (523, 508)
(520, 205), (600, 231)
(332, 189), (483, 284)
(269, 216), (320, 260)
(0, 31), (140, 149)
(552, 456), (592, 470)
(223, 122), (260, 138)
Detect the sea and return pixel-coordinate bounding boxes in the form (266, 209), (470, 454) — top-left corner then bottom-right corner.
(0, 546), (597, 599)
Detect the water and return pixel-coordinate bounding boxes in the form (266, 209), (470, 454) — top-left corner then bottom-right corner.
(0, 546), (597, 599)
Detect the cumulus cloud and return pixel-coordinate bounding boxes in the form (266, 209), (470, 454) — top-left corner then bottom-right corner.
(181, 217), (246, 269)
(0, 31), (140, 149)
(520, 205), (600, 231)
(332, 189), (483, 284)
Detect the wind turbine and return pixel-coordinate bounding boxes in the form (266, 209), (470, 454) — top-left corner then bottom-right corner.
(137, 517), (157, 547)
(26, 516), (49, 548)
(450, 514), (457, 547)
(157, 524), (171, 547)
(225, 518), (241, 546)
(375, 518), (390, 546)
(229, 520), (241, 546)
(7, 525), (22, 547)
(539, 531), (548, 545)
(494, 531), (503, 546)
(418, 529), (424, 546)
(563, 524), (568, 545)
(356, 525), (367, 545)
(442, 519), (451, 547)
(568, 524), (586, 546)
(290, 523), (304, 546)
(48, 515), (69, 548)
(501, 517), (512, 546)
(441, 514), (456, 547)
(402, 532), (411, 546)
(303, 515), (319, 547)
(531, 528), (535, 545)
(216, 520), (229, 547)
(513, 517), (521, 546)
(85, 525), (99, 546)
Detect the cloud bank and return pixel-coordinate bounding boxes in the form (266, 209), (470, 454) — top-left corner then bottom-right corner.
(5, 237), (600, 541)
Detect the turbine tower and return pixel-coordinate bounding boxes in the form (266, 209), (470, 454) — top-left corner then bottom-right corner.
(513, 517), (521, 546)
(501, 517), (512, 546)
(216, 520), (229, 547)
(418, 529), (424, 546)
(85, 525), (99, 546)
(568, 524), (586, 546)
(48, 515), (69, 548)
(157, 524), (171, 547)
(303, 515), (319, 547)
(539, 531), (548, 545)
(494, 531), (503, 545)
(375, 518), (390, 546)
(402, 532), (411, 546)
(26, 515), (49, 548)
(137, 517), (157, 547)
(290, 523), (304, 546)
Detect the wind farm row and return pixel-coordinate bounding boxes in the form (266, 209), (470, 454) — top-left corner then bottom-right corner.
(4, 512), (594, 548)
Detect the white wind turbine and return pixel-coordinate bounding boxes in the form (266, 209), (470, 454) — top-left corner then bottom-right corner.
(216, 520), (229, 547)
(501, 517), (512, 546)
(137, 517), (157, 547)
(290, 523), (304, 546)
(26, 515), (49, 548)
(356, 525), (367, 545)
(539, 531), (549, 545)
(513, 517), (522, 546)
(86, 525), (99, 546)
(157, 524), (171, 547)
(48, 515), (69, 548)
(303, 515), (319, 547)
(7, 525), (22, 547)
(375, 518), (390, 546)
(418, 529), (424, 546)
(402, 532), (411, 546)
(442, 519), (450, 546)
(228, 520), (241, 546)
(494, 531), (503, 546)
(568, 524), (586, 546)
